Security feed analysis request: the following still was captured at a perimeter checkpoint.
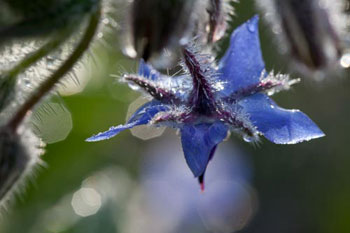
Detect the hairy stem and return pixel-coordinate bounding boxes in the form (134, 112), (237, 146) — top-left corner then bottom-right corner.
(8, 6), (101, 132)
(0, 29), (72, 111)
(8, 32), (72, 78)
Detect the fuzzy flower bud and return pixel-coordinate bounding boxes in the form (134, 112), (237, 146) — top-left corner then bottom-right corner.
(123, 0), (234, 67)
(122, 0), (198, 63)
(0, 126), (44, 205)
(2, 0), (63, 18)
(205, 0), (234, 43)
(258, 0), (348, 76)
(0, 0), (99, 42)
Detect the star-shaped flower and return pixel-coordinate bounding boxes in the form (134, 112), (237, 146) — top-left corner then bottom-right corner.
(87, 16), (324, 189)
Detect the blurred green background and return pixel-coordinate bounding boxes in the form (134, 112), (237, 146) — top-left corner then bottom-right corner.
(1, 0), (350, 233)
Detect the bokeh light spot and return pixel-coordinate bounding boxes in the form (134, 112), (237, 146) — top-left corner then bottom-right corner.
(31, 101), (72, 144)
(340, 52), (350, 68)
(71, 187), (102, 217)
(126, 96), (166, 140)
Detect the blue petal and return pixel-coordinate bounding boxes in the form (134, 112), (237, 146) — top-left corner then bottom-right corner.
(218, 15), (265, 96)
(139, 60), (192, 101)
(87, 101), (168, 142)
(86, 123), (136, 142)
(127, 101), (168, 124)
(239, 94), (325, 144)
(180, 122), (228, 177)
(138, 59), (161, 81)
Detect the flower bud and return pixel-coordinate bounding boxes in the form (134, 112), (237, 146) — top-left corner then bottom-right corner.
(123, 0), (234, 67)
(206, 0), (233, 43)
(2, 0), (62, 18)
(258, 0), (348, 76)
(0, 126), (44, 205)
(123, 0), (198, 62)
(0, 0), (99, 41)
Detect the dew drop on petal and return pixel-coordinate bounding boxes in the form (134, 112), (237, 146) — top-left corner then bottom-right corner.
(127, 82), (141, 91)
(126, 96), (166, 140)
(247, 22), (256, 33)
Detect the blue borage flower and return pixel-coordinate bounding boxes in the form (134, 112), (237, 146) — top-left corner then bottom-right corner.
(87, 16), (324, 190)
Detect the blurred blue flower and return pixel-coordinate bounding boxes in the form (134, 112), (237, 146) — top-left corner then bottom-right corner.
(87, 16), (324, 188)
(139, 136), (256, 233)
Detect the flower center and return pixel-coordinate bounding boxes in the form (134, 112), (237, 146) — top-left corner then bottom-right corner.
(183, 48), (217, 116)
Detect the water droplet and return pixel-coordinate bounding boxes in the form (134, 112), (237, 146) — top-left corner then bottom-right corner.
(247, 22), (256, 32)
(267, 90), (275, 96)
(97, 32), (103, 39)
(243, 135), (254, 143)
(102, 18), (110, 25)
(128, 83), (140, 91)
(122, 45), (137, 59)
(340, 52), (350, 68)
(272, 25), (282, 35)
(24, 79), (31, 88)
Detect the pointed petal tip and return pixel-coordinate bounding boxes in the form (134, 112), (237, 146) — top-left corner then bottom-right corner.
(85, 133), (108, 142)
(85, 137), (97, 142)
(85, 132), (115, 142)
(264, 123), (325, 145)
(240, 94), (325, 145)
(234, 15), (260, 36)
(86, 132), (118, 142)
(138, 59), (151, 76)
(269, 122), (326, 145)
(138, 59), (160, 80)
(283, 130), (325, 145)
(200, 183), (205, 193)
(198, 174), (205, 192)
(139, 58), (146, 66)
(251, 14), (259, 22)
(85, 125), (128, 142)
(218, 15), (264, 96)
(310, 129), (326, 139)
(245, 15), (259, 32)
(181, 123), (228, 177)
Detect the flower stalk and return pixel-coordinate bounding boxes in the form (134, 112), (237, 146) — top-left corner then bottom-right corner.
(7, 4), (101, 132)
(0, 29), (72, 111)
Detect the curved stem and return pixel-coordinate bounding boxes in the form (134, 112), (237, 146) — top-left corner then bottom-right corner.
(7, 30), (72, 79)
(0, 30), (72, 112)
(8, 6), (101, 132)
